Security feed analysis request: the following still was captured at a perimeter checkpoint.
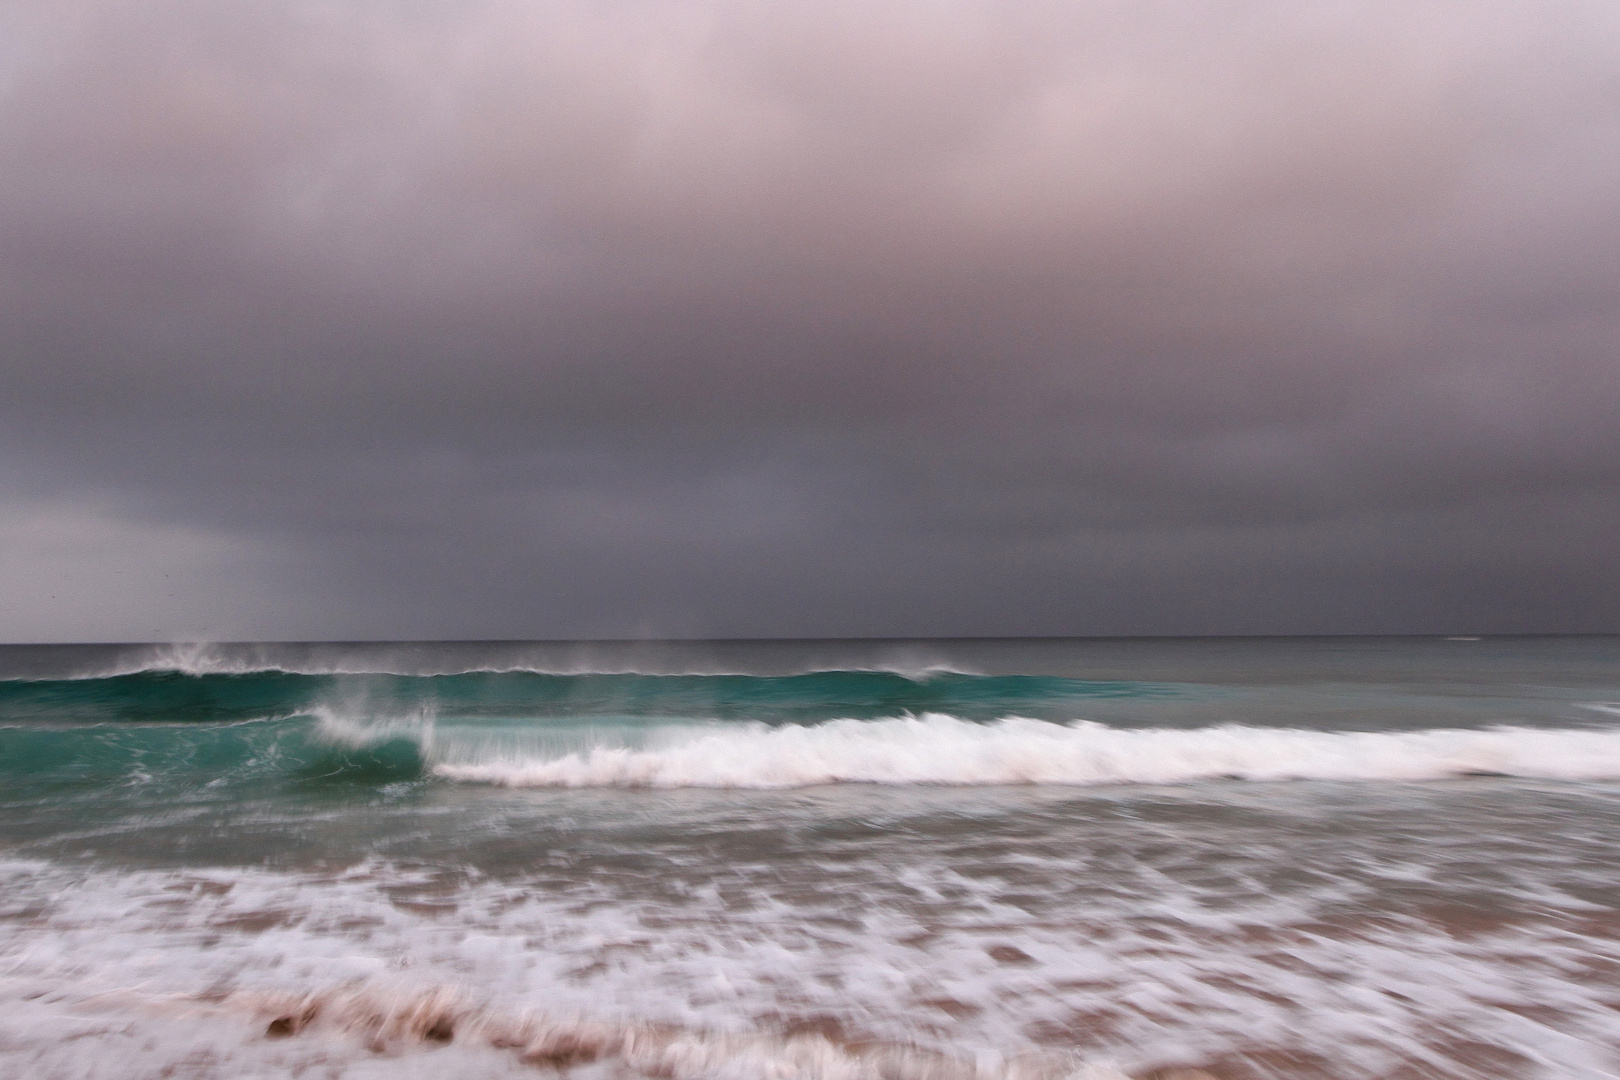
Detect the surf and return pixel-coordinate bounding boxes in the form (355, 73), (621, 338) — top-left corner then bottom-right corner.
(0, 667), (1168, 727)
(428, 714), (1620, 788)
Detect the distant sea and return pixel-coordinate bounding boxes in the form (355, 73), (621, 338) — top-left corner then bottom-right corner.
(2, 636), (1618, 1079)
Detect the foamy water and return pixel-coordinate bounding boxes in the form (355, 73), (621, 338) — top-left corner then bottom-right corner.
(423, 714), (1620, 787)
(4, 788), (1619, 1080)
(3, 637), (1620, 1079)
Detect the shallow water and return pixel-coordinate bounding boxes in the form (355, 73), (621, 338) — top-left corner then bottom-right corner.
(2, 637), (1618, 1079)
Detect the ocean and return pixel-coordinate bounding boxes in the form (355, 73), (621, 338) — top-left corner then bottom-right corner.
(1, 636), (1618, 1080)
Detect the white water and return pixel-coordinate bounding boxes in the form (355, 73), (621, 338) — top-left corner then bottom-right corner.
(2, 844), (1617, 1080)
(424, 714), (1620, 788)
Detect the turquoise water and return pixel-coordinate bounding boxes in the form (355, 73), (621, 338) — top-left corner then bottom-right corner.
(2, 637), (1619, 1079)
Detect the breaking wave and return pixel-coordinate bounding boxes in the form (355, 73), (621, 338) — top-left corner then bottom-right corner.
(0, 667), (1154, 727)
(431, 714), (1620, 789)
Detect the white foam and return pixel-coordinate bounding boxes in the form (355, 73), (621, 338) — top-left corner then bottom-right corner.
(3, 848), (1618, 1080)
(312, 703), (438, 749)
(429, 714), (1620, 789)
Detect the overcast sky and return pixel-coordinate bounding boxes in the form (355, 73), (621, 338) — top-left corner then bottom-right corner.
(2, 0), (1617, 642)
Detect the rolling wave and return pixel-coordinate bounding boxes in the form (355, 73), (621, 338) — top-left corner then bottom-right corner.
(6, 650), (1618, 794)
(431, 714), (1620, 789)
(10, 705), (1618, 795)
(0, 667), (1159, 726)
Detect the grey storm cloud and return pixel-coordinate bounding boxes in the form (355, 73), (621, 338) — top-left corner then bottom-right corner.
(1, 0), (1618, 641)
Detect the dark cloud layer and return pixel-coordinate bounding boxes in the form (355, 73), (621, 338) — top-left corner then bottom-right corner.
(2, 0), (1618, 640)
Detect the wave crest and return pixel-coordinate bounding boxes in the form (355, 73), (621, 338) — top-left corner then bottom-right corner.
(430, 714), (1620, 789)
